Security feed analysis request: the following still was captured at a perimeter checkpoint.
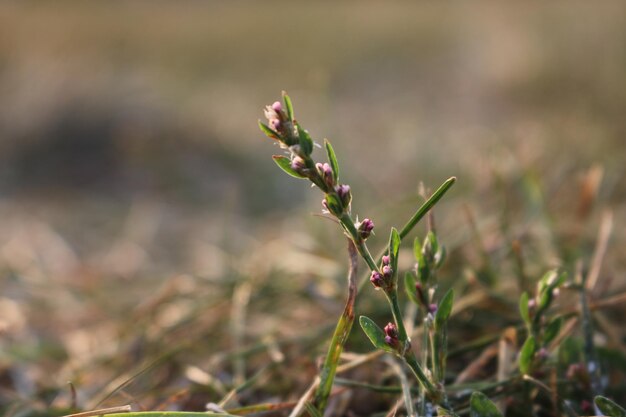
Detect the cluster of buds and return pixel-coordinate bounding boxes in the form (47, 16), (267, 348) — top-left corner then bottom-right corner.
(265, 101), (283, 130)
(357, 218), (374, 240)
(316, 163), (334, 189)
(384, 322), (400, 350)
(370, 254), (395, 291)
(263, 99), (300, 147)
(335, 184), (351, 209)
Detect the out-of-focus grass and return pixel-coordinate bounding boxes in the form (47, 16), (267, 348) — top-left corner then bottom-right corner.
(0, 2), (625, 415)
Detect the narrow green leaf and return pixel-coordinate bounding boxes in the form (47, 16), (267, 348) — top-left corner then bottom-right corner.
(359, 316), (393, 352)
(296, 122), (313, 156)
(398, 176), (456, 240)
(469, 392), (504, 417)
(404, 272), (420, 306)
(427, 231), (439, 256)
(519, 292), (530, 328)
(272, 155), (307, 179)
(595, 395), (626, 417)
(282, 91), (294, 120)
(543, 317), (563, 345)
(324, 139), (339, 183)
(519, 336), (536, 375)
(388, 227), (401, 273)
(435, 288), (454, 329)
(413, 237), (424, 263)
(258, 120), (280, 140)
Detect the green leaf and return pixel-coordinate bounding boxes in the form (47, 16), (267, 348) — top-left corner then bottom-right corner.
(435, 288), (454, 329)
(324, 193), (343, 216)
(469, 392), (504, 417)
(413, 237), (424, 263)
(414, 237), (429, 284)
(435, 244), (447, 268)
(543, 317), (563, 345)
(519, 292), (531, 328)
(272, 155), (307, 179)
(359, 316), (393, 352)
(388, 227), (401, 273)
(518, 335), (536, 375)
(427, 231), (439, 257)
(595, 396), (626, 417)
(324, 139), (339, 183)
(404, 272), (420, 306)
(258, 120), (280, 140)
(282, 91), (294, 120)
(296, 122), (313, 156)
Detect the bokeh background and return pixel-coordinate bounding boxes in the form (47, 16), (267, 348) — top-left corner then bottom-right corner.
(1, 2), (625, 415)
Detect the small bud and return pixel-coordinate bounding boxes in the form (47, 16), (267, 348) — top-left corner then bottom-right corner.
(384, 322), (400, 349)
(552, 288), (560, 298)
(382, 255), (390, 266)
(271, 101), (282, 112)
(428, 303), (438, 314)
(290, 156), (307, 174)
(335, 184), (351, 208)
(316, 162), (334, 188)
(357, 218), (375, 240)
(528, 298), (537, 310)
(370, 271), (384, 289)
(270, 118), (281, 130)
(382, 265), (393, 278)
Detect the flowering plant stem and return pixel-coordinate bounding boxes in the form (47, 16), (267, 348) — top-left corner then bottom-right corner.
(259, 93), (455, 414)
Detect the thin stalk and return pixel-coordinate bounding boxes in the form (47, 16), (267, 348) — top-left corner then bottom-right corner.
(311, 240), (359, 413)
(386, 291), (437, 397)
(339, 213), (379, 272)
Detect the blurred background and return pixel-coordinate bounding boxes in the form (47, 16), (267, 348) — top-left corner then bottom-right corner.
(1, 2), (625, 415)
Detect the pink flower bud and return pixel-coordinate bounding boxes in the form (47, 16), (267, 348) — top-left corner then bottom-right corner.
(358, 218), (375, 240)
(383, 322), (400, 349)
(382, 265), (393, 278)
(270, 118), (281, 130)
(271, 101), (282, 112)
(370, 271), (384, 288)
(290, 156), (306, 173)
(382, 255), (390, 266)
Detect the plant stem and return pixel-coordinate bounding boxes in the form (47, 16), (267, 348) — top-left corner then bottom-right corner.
(386, 290), (437, 398)
(311, 240), (358, 413)
(339, 213), (379, 272)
